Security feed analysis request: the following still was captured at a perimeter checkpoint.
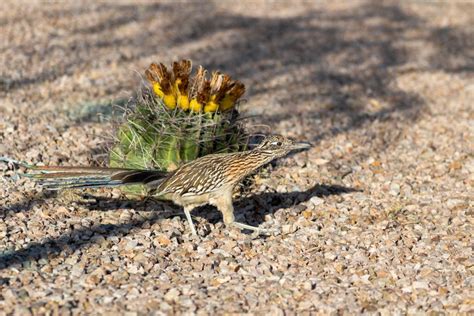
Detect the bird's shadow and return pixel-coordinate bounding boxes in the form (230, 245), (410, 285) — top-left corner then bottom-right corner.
(78, 183), (358, 227)
(0, 183), (357, 270)
(235, 183), (357, 228)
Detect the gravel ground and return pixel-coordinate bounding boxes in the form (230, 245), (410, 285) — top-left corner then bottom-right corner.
(1, 1), (473, 314)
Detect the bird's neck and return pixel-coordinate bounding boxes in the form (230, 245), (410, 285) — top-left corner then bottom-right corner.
(223, 149), (277, 183)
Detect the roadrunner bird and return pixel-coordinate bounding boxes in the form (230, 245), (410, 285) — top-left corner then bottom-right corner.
(4, 135), (310, 236)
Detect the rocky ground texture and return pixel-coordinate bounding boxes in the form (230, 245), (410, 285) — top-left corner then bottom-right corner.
(0, 1), (473, 314)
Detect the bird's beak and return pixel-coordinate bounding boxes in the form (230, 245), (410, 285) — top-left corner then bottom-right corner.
(292, 141), (312, 150)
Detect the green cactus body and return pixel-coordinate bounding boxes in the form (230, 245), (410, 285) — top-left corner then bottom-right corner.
(154, 134), (180, 171)
(181, 125), (200, 162)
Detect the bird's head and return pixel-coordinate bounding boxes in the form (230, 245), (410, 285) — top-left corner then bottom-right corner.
(256, 135), (311, 158)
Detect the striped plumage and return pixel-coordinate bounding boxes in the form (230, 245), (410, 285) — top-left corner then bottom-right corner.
(8, 135), (310, 236)
(154, 151), (279, 196)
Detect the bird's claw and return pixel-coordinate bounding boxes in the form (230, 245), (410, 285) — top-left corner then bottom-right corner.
(231, 222), (279, 236)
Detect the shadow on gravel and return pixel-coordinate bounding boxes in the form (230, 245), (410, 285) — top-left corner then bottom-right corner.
(233, 184), (359, 227)
(3, 1), (472, 144)
(0, 183), (356, 270)
(0, 191), (57, 217)
(2, 0), (472, 270)
(0, 208), (176, 271)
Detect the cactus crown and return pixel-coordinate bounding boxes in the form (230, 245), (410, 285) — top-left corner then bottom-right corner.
(145, 60), (245, 113)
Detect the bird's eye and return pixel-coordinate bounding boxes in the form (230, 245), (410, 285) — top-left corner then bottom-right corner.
(272, 141), (282, 146)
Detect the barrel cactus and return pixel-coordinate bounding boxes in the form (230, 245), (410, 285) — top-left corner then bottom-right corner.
(109, 60), (248, 194)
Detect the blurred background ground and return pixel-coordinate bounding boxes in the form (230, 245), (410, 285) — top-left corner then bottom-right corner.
(0, 0), (473, 314)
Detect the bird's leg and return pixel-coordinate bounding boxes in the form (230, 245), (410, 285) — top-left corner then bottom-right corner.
(183, 205), (198, 236)
(216, 192), (271, 235)
(220, 197), (235, 226)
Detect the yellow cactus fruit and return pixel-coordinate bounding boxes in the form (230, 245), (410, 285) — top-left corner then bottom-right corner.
(204, 95), (219, 113)
(189, 98), (202, 112)
(220, 95), (234, 111)
(204, 100), (219, 113)
(153, 82), (164, 98)
(163, 94), (176, 109)
(178, 95), (190, 110)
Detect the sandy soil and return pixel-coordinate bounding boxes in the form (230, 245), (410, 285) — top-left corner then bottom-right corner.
(0, 1), (473, 314)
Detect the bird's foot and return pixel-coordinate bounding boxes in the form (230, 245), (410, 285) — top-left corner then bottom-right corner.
(231, 222), (277, 236)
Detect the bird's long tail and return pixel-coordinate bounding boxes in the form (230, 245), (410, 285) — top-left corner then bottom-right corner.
(0, 157), (168, 190)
